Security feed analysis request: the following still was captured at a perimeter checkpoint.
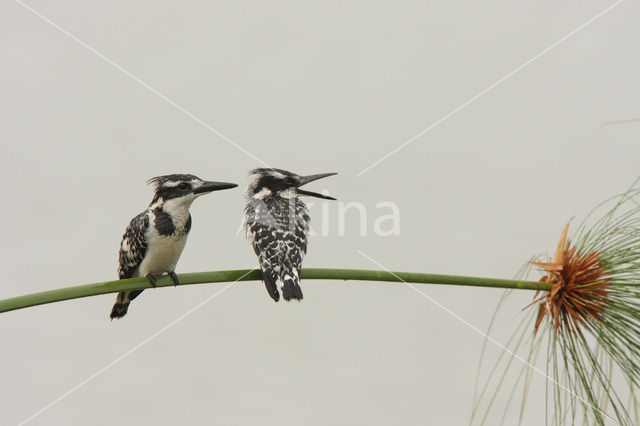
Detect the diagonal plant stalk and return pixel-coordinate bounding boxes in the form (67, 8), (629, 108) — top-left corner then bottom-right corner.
(0, 268), (551, 314)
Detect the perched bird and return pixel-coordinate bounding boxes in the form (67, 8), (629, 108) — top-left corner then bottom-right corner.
(244, 168), (337, 302)
(110, 174), (237, 319)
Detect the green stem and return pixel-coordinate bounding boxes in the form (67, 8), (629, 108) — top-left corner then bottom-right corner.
(0, 269), (550, 314)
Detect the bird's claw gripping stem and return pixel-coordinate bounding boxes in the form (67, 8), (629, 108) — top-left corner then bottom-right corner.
(146, 274), (157, 287)
(169, 271), (179, 286)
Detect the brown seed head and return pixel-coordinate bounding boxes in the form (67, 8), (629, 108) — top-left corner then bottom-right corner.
(530, 220), (610, 335)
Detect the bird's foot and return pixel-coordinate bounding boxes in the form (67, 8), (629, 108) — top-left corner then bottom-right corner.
(146, 273), (157, 287)
(169, 271), (179, 286)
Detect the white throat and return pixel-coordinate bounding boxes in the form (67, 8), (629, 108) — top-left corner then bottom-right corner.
(278, 188), (297, 199)
(160, 195), (196, 217)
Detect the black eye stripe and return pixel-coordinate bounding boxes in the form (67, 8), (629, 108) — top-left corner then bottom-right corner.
(256, 175), (297, 190)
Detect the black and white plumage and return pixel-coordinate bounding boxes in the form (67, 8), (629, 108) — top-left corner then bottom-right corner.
(244, 168), (337, 302)
(110, 174), (237, 319)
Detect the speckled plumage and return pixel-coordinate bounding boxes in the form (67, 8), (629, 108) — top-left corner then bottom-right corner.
(244, 168), (336, 302)
(118, 212), (150, 280)
(245, 194), (309, 301)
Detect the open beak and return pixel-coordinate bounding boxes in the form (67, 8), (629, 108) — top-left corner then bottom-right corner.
(296, 172), (338, 200)
(194, 181), (238, 194)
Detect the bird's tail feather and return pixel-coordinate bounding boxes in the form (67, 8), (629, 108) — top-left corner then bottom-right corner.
(109, 290), (144, 319)
(110, 301), (130, 319)
(281, 273), (303, 301)
(261, 269), (280, 302)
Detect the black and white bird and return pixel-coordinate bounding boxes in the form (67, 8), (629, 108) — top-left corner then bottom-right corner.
(244, 168), (337, 302)
(110, 174), (237, 319)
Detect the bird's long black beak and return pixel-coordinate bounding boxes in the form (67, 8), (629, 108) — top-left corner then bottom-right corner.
(296, 172), (338, 200)
(194, 181), (238, 194)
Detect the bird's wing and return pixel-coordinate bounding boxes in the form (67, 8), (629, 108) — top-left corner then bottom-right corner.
(280, 203), (309, 272)
(117, 212), (150, 279)
(247, 221), (280, 299)
(277, 228), (306, 300)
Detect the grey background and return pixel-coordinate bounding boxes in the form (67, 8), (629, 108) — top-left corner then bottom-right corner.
(2, 1), (639, 425)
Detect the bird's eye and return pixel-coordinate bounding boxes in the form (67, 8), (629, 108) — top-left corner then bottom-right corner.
(177, 183), (190, 190)
(284, 177), (296, 186)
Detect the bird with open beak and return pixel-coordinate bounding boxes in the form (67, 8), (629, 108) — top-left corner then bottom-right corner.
(244, 168), (337, 301)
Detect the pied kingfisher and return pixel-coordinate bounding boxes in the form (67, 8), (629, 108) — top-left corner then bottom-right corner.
(110, 174), (237, 319)
(244, 168), (337, 302)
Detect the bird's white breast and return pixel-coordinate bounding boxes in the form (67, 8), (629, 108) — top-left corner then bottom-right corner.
(135, 217), (189, 277)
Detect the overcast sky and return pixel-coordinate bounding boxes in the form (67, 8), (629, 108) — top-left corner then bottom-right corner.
(2, 1), (639, 425)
